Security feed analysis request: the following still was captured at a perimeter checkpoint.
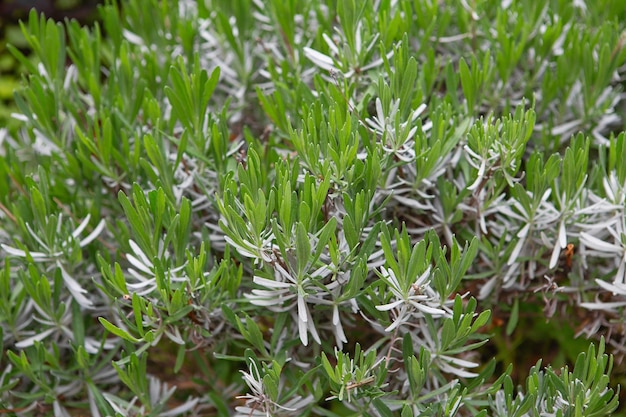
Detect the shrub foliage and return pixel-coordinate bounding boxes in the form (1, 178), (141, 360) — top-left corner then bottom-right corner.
(1, 0), (626, 416)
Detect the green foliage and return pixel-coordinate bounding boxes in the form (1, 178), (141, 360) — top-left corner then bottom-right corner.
(1, 0), (626, 416)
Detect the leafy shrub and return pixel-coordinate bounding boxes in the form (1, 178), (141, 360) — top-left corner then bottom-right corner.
(1, 0), (626, 416)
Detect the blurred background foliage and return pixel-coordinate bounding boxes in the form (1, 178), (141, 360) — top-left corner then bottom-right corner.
(0, 0), (102, 130)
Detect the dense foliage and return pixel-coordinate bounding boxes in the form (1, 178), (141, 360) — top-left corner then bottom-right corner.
(1, 0), (626, 416)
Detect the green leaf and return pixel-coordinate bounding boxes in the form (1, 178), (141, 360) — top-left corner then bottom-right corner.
(321, 353), (339, 383)
(459, 57), (474, 113)
(174, 343), (186, 374)
(312, 217), (337, 265)
(295, 222), (311, 277)
(131, 293), (145, 336)
(244, 315), (268, 356)
(98, 317), (141, 343)
(506, 298), (519, 336)
(372, 398), (393, 417)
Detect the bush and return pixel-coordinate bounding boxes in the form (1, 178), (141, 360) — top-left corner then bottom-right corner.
(1, 0), (626, 416)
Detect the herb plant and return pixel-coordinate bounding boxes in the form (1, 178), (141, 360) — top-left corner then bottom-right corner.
(1, 0), (626, 416)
